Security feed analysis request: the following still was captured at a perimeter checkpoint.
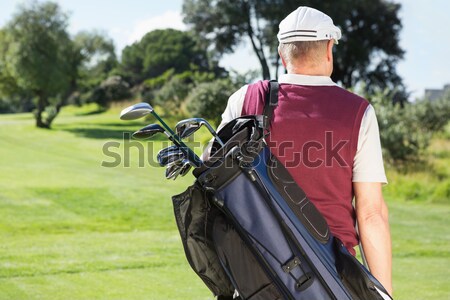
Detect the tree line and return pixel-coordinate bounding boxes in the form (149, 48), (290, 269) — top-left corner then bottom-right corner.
(0, 0), (448, 162)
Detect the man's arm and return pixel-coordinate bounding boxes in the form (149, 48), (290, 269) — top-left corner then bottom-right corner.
(354, 182), (392, 295)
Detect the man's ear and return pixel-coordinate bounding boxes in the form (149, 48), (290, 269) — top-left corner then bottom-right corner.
(327, 40), (334, 62)
(278, 47), (287, 68)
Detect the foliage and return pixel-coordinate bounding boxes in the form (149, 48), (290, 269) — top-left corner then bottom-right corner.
(183, 0), (405, 98)
(0, 29), (34, 113)
(154, 75), (192, 114)
(370, 90), (450, 163)
(73, 30), (118, 92)
(411, 93), (450, 132)
(143, 69), (177, 91)
(0, 2), (117, 125)
(120, 29), (214, 85)
(0, 94), (35, 114)
(88, 76), (131, 108)
(143, 68), (222, 115)
(0, 1), (73, 128)
(186, 78), (241, 125)
(183, 0), (273, 79)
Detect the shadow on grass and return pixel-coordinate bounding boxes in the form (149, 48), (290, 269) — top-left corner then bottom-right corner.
(61, 127), (171, 141)
(94, 122), (147, 128)
(75, 108), (107, 116)
(62, 128), (132, 140)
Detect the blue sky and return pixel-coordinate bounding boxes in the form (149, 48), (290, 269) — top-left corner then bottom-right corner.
(1, 0), (449, 99)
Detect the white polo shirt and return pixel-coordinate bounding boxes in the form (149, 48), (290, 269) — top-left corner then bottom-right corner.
(219, 74), (387, 184)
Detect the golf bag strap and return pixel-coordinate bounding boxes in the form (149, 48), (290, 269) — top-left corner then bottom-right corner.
(262, 80), (279, 132)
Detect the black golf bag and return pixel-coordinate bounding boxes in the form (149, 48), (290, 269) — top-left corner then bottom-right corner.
(172, 81), (392, 300)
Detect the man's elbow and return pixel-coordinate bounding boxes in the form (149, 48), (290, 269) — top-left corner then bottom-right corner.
(358, 197), (389, 225)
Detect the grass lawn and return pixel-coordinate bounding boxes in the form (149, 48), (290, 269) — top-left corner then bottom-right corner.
(0, 105), (449, 299)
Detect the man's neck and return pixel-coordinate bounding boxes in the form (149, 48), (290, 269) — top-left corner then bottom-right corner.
(287, 65), (331, 77)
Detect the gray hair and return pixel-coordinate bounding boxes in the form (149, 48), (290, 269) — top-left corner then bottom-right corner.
(278, 40), (329, 67)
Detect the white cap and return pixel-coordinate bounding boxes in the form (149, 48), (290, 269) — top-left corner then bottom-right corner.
(277, 6), (342, 44)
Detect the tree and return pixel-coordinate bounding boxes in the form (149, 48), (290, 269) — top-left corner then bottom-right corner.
(120, 29), (213, 85)
(74, 30), (118, 86)
(0, 2), (118, 125)
(72, 31), (119, 107)
(1, 1), (73, 128)
(183, 0), (405, 94)
(183, 0), (272, 79)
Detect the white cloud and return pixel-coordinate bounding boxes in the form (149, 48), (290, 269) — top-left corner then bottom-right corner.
(127, 10), (186, 44)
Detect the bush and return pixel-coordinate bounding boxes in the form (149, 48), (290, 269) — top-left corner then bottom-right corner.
(89, 76), (130, 108)
(144, 69), (228, 115)
(412, 94), (450, 132)
(0, 95), (35, 113)
(432, 180), (450, 203)
(186, 78), (239, 126)
(143, 69), (175, 91)
(153, 76), (192, 114)
(370, 90), (450, 163)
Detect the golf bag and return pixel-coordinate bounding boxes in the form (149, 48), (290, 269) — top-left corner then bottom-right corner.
(172, 81), (392, 300)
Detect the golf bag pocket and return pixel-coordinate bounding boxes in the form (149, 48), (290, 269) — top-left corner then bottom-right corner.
(212, 215), (282, 300)
(172, 183), (234, 297)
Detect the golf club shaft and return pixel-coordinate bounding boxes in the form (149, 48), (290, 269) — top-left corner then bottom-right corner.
(150, 111), (202, 167)
(204, 126), (225, 147)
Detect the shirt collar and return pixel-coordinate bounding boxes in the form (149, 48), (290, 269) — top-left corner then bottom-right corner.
(278, 73), (337, 86)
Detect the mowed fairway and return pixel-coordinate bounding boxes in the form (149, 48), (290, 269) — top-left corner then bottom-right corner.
(0, 106), (211, 300)
(0, 106), (449, 299)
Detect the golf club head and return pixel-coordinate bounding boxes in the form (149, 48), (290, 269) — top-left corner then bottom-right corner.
(157, 149), (185, 167)
(120, 102), (153, 120)
(157, 145), (179, 156)
(179, 162), (192, 177)
(175, 118), (225, 147)
(165, 159), (184, 179)
(157, 146), (181, 165)
(169, 159), (191, 180)
(132, 124), (166, 140)
(175, 118), (203, 139)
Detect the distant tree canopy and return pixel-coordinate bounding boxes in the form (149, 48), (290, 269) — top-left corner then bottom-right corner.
(72, 31), (120, 108)
(0, 1), (73, 128)
(0, 2), (118, 127)
(74, 30), (118, 85)
(183, 0), (405, 94)
(120, 29), (213, 85)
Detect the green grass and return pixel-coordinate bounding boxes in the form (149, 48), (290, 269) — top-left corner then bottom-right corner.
(0, 105), (449, 299)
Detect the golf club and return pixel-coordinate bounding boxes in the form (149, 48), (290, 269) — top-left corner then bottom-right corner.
(178, 161), (192, 177)
(120, 102), (153, 120)
(120, 103), (202, 167)
(165, 159), (185, 180)
(157, 145), (180, 164)
(132, 123), (175, 140)
(133, 124), (186, 167)
(175, 118), (224, 147)
(167, 159), (192, 180)
(157, 148), (185, 167)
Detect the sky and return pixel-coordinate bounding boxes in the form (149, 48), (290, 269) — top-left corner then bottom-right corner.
(0, 0), (449, 100)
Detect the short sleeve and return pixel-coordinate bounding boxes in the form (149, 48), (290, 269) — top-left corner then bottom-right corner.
(352, 105), (388, 184)
(217, 85), (248, 131)
(203, 85), (247, 160)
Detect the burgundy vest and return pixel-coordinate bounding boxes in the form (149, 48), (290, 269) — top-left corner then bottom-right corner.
(242, 80), (369, 254)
